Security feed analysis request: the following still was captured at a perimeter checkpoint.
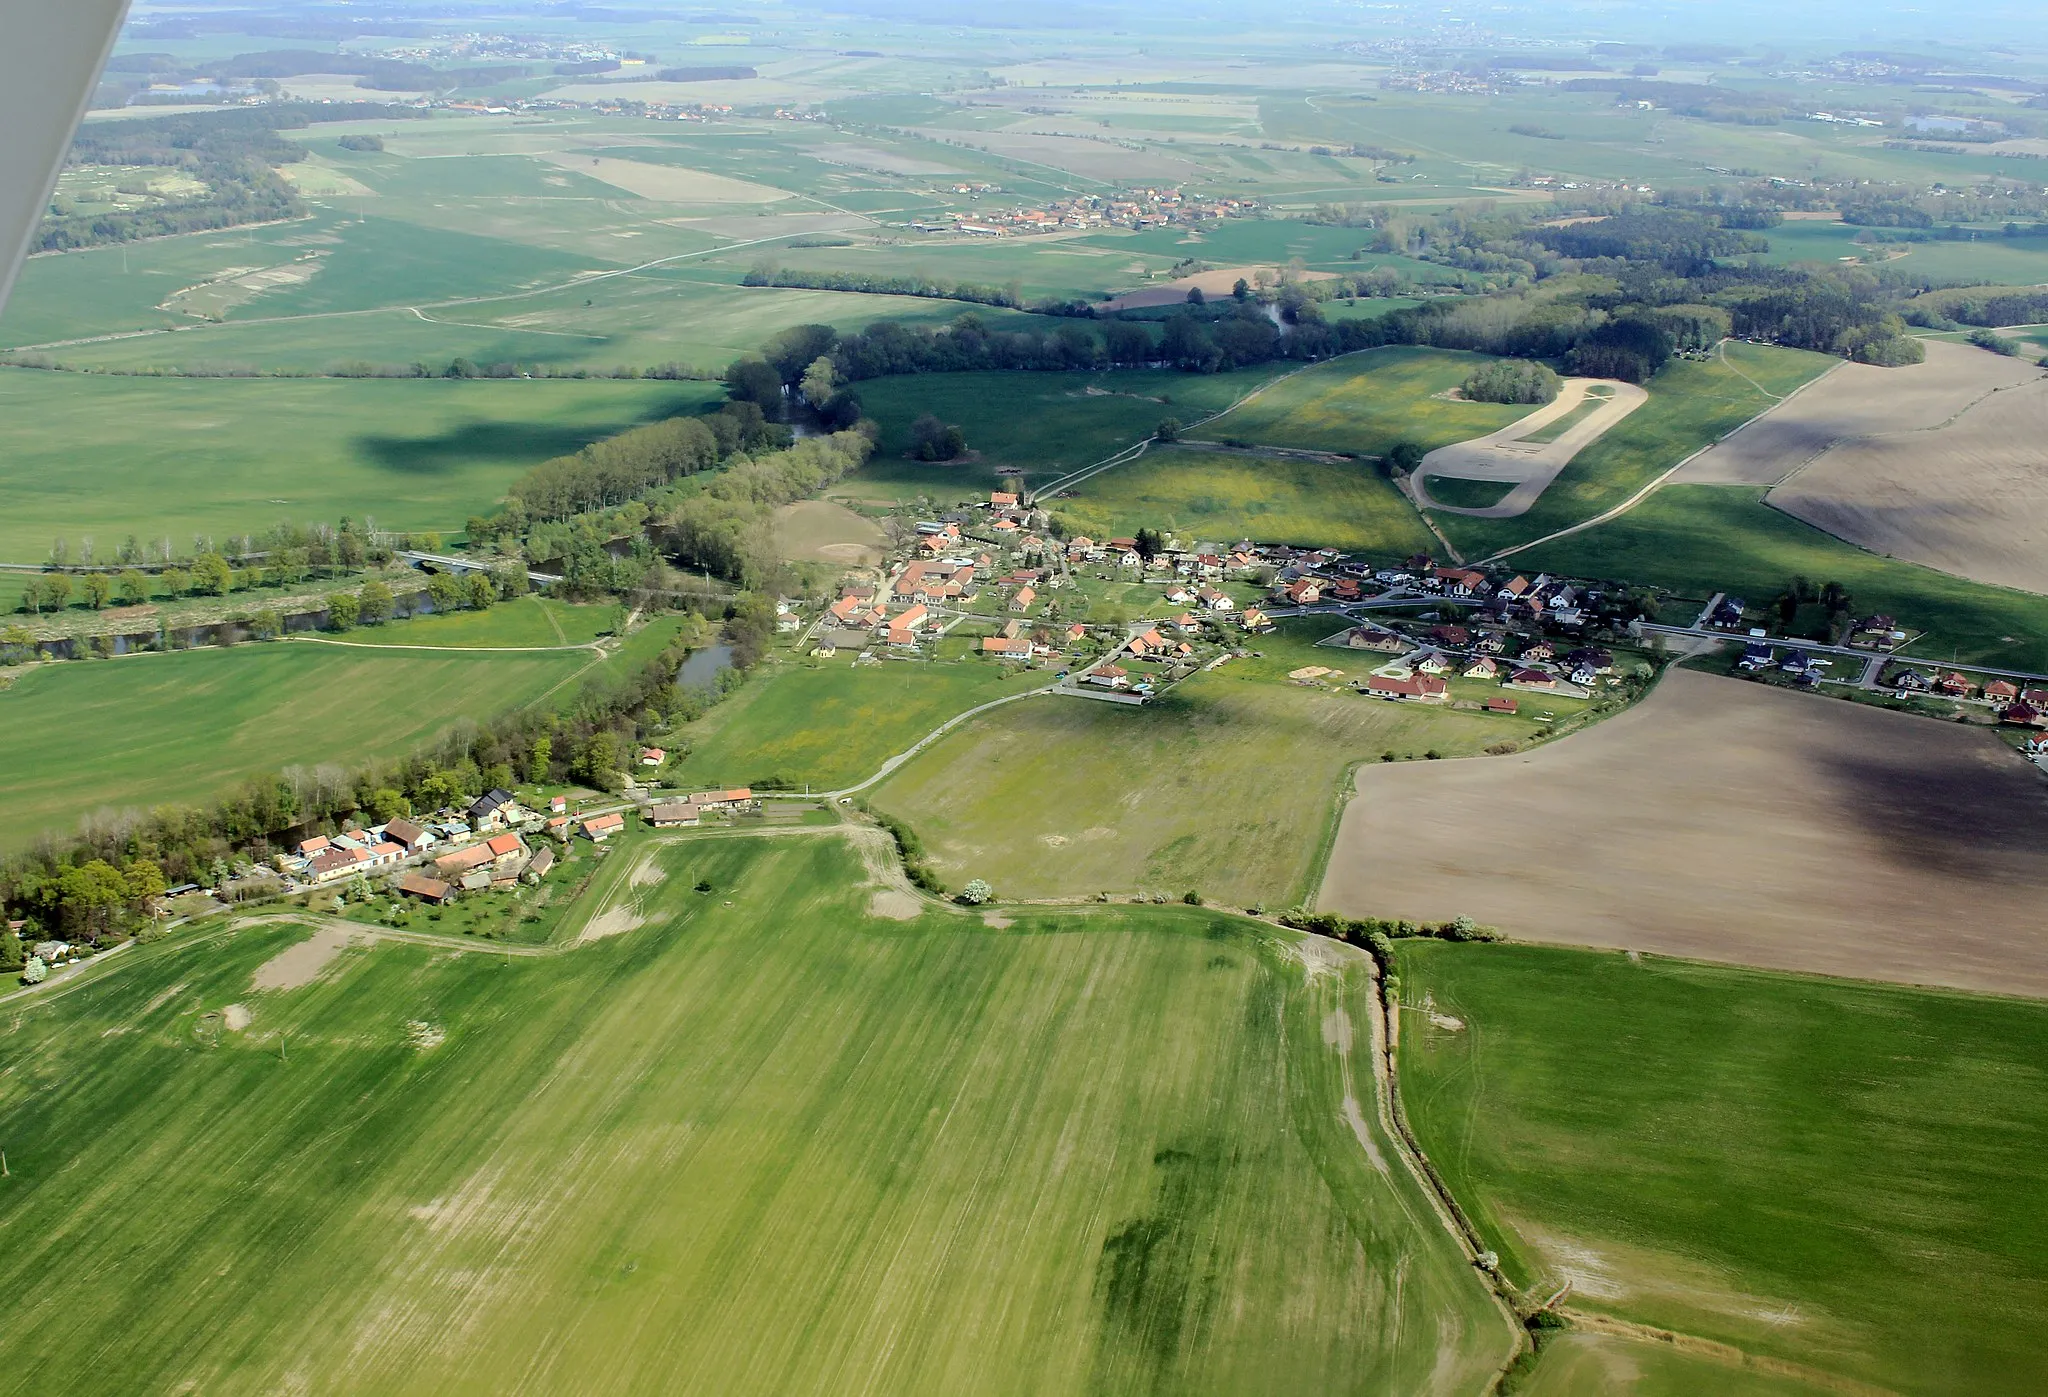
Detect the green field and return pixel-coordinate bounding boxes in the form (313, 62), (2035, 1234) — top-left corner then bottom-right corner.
(667, 658), (1025, 792)
(1193, 347), (1530, 458)
(1418, 475), (1518, 511)
(0, 834), (1505, 1394)
(1396, 941), (2048, 1395)
(1519, 485), (2048, 670)
(848, 368), (1279, 500)
(0, 640), (595, 849)
(1432, 343), (1836, 559)
(874, 620), (1598, 907)
(338, 595), (617, 649)
(0, 370), (713, 562)
(1056, 444), (1435, 554)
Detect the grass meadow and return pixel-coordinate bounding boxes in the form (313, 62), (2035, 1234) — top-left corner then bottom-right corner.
(1194, 346), (1529, 459)
(0, 834), (1505, 1394)
(1521, 485), (2048, 670)
(0, 370), (713, 561)
(1057, 444), (1435, 554)
(1396, 941), (2048, 1395)
(873, 620), (1593, 907)
(338, 595), (618, 649)
(1434, 343), (1835, 558)
(667, 657), (1025, 792)
(0, 641), (595, 849)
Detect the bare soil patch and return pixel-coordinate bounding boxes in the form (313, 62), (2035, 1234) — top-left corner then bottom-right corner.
(772, 499), (886, 567)
(539, 153), (789, 204)
(1680, 339), (2037, 486)
(1098, 265), (1335, 312)
(221, 1004), (252, 1032)
(868, 889), (922, 920)
(1319, 668), (2048, 997)
(1769, 368), (2048, 594)
(251, 925), (356, 992)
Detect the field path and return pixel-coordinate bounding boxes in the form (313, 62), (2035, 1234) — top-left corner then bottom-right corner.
(813, 683), (1062, 796)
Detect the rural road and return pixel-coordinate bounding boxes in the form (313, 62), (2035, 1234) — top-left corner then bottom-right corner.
(807, 682), (1062, 798)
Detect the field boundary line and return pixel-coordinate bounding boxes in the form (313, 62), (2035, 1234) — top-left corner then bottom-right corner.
(1561, 1311), (1901, 1396)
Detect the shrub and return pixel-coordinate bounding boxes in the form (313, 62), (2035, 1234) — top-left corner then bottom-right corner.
(958, 878), (993, 905)
(1967, 327), (2022, 357)
(21, 956), (48, 985)
(1183, 889), (1203, 905)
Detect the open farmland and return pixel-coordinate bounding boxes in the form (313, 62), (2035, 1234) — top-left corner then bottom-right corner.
(1058, 443), (1435, 553)
(332, 596), (616, 649)
(1191, 346), (1528, 459)
(1438, 343), (1834, 559)
(0, 370), (714, 562)
(1322, 668), (2048, 996)
(1412, 377), (1647, 519)
(874, 622), (1599, 907)
(668, 659), (1025, 793)
(1677, 340), (2034, 487)
(1397, 940), (2048, 1394)
(771, 499), (887, 567)
(0, 834), (1506, 1395)
(1767, 367), (2048, 595)
(0, 641), (594, 849)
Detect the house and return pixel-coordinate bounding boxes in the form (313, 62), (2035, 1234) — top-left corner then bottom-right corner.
(1344, 625), (1407, 653)
(1507, 668), (1556, 689)
(545, 815), (573, 842)
(1196, 586), (1235, 612)
(468, 788), (518, 831)
(1463, 655), (1499, 679)
(1414, 650), (1453, 675)
(1127, 628), (1168, 658)
(647, 801), (702, 827)
(582, 812), (625, 842)
(2000, 700), (2045, 727)
(306, 848), (363, 883)
(1891, 669), (1932, 693)
(461, 868), (493, 893)
(1739, 641), (1774, 670)
(1435, 566), (1487, 597)
(1500, 575), (1531, 602)
(828, 594), (864, 623)
(1010, 585), (1037, 612)
(1471, 631), (1506, 655)
(990, 490), (1019, 510)
(1084, 663), (1130, 689)
(1238, 607), (1273, 633)
(1565, 647), (1614, 674)
(690, 788), (755, 811)
(885, 626), (919, 648)
(436, 844), (495, 879)
(296, 835), (331, 859)
(525, 845), (555, 880)
(1984, 679), (2020, 703)
(383, 818), (434, 854)
(1429, 624), (1471, 648)
(484, 832), (527, 868)
(1282, 578), (1322, 606)
(1520, 641), (1555, 663)
(1364, 674), (1448, 702)
(1065, 622), (1088, 644)
(1937, 672), (1976, 698)
(639, 747), (667, 767)
(1485, 696), (1519, 714)
(395, 871), (454, 904)
(1164, 585), (1195, 605)
(550, 795), (568, 815)
(983, 635), (1033, 657)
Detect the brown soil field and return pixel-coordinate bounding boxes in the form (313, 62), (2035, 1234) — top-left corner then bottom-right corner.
(772, 499), (886, 566)
(1318, 668), (2048, 997)
(1679, 339), (2036, 486)
(1097, 265), (1336, 311)
(1769, 368), (2048, 594)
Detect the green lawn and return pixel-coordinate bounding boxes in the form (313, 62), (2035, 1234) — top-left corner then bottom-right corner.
(668, 657), (1026, 792)
(0, 641), (594, 849)
(1419, 475), (1518, 511)
(847, 368), (1280, 502)
(1191, 346), (1530, 457)
(340, 595), (617, 649)
(0, 370), (715, 562)
(1056, 445), (1435, 554)
(1396, 941), (2048, 1395)
(0, 834), (1504, 1394)
(1435, 344), (1835, 558)
(1520, 485), (2048, 670)
(874, 619), (1603, 907)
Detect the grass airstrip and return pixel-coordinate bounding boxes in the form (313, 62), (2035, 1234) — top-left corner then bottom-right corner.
(0, 834), (1506, 1395)
(1397, 941), (2048, 1395)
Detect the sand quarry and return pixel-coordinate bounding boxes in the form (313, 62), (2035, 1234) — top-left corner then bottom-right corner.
(1319, 668), (2048, 997)
(1412, 377), (1647, 517)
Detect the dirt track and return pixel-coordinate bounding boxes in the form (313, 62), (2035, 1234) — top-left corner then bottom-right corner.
(1678, 339), (2037, 486)
(1412, 378), (1646, 517)
(1319, 668), (2048, 997)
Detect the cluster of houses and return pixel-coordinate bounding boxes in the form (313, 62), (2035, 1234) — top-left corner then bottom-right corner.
(919, 188), (1259, 237)
(1339, 617), (1619, 705)
(1888, 666), (2048, 726)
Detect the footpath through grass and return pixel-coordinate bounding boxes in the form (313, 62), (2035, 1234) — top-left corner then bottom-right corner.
(1522, 484), (2048, 670)
(0, 835), (1503, 1395)
(1396, 941), (2048, 1396)
(1434, 343), (1834, 558)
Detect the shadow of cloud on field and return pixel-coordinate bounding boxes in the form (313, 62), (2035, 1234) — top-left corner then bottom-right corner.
(1803, 732), (2048, 884)
(351, 394), (707, 475)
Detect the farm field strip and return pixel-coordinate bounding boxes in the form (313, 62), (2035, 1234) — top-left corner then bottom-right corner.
(1412, 377), (1647, 519)
(0, 836), (1505, 1395)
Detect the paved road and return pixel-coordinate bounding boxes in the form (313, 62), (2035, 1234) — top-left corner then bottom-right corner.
(1636, 621), (2048, 688)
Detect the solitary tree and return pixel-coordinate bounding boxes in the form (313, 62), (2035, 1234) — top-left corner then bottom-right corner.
(358, 580), (393, 625)
(959, 879), (993, 905)
(327, 591), (360, 631)
(83, 573), (112, 610)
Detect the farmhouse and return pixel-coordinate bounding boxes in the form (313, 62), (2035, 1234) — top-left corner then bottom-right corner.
(394, 871), (454, 905)
(690, 788), (756, 811)
(484, 832), (527, 869)
(383, 818), (434, 853)
(468, 789), (519, 832)
(639, 747), (667, 767)
(647, 801), (703, 827)
(1364, 674), (1448, 702)
(435, 844), (495, 879)
(582, 812), (625, 842)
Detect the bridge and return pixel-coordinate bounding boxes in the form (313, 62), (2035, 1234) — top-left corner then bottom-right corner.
(397, 550), (562, 587)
